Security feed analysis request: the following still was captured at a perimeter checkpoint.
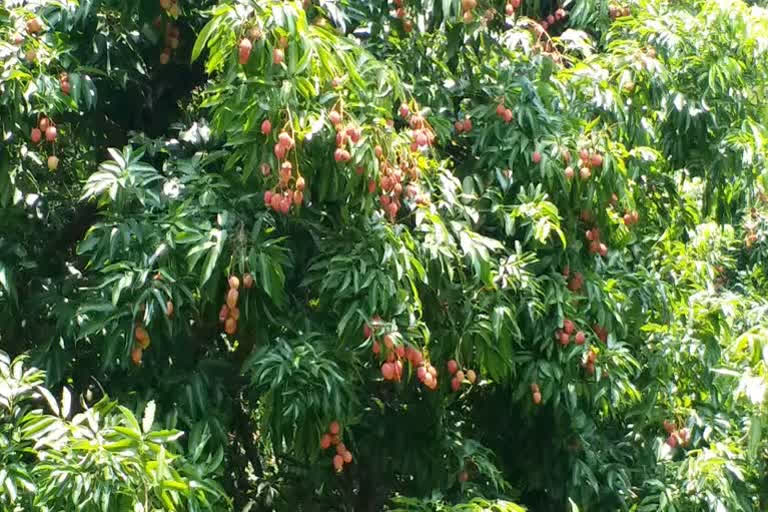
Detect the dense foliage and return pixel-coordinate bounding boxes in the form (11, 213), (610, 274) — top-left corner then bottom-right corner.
(2, 0), (768, 510)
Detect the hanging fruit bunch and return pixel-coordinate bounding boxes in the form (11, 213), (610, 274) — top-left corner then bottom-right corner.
(263, 125), (303, 215)
(220, 275), (242, 335)
(446, 359), (478, 392)
(319, 421), (354, 472)
(31, 116), (60, 171)
(132, 322), (151, 366)
(155, 0), (182, 65)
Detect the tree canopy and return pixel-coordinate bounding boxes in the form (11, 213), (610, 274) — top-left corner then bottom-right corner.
(2, 0), (768, 510)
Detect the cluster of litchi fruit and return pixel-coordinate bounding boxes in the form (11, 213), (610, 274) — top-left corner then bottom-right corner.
(151, 5), (182, 66)
(623, 209), (639, 227)
(460, 0), (478, 23)
(366, 321), (479, 394)
(538, 8), (568, 32)
(553, 319), (603, 376)
(554, 318), (586, 347)
(580, 348), (598, 375)
(530, 382), (542, 404)
(366, 319), (450, 391)
(30, 117), (60, 170)
(393, 0), (413, 32)
(262, 125), (305, 214)
(16, 17), (44, 64)
(374, 334), (407, 383)
(159, 0), (181, 18)
(26, 17), (43, 35)
(562, 266), (584, 292)
(219, 273), (253, 335)
(320, 421), (354, 472)
(366, 318), (420, 383)
(59, 72), (71, 95)
(745, 228), (760, 249)
(376, 158), (406, 222)
(454, 117), (473, 134)
(663, 420), (690, 448)
(446, 359), (477, 392)
(503, 0), (521, 17)
(563, 148), (603, 182)
(129, 282), (174, 366)
(131, 323), (151, 366)
(238, 38), (252, 65)
(592, 323), (608, 343)
(608, 4), (631, 19)
(584, 226), (608, 257)
(276, 37), (288, 66)
(331, 110), (360, 164)
(415, 361), (440, 390)
(375, 140), (423, 222)
(239, 31), (285, 67)
(372, 106), (429, 220)
(237, 26), (264, 65)
(400, 103), (435, 154)
(495, 101), (514, 124)
(273, 43), (285, 66)
(10, 31), (24, 47)
(158, 21), (181, 65)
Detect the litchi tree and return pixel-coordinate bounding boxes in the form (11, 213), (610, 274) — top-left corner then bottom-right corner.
(2, 0), (768, 511)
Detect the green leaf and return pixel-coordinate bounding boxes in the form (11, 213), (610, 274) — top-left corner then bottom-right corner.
(162, 479), (189, 492)
(201, 229), (226, 286)
(748, 413), (761, 459)
(118, 406), (141, 433)
(146, 430), (184, 443)
(36, 386), (60, 417)
(191, 16), (222, 63)
(114, 426), (142, 441)
(142, 400), (156, 434)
